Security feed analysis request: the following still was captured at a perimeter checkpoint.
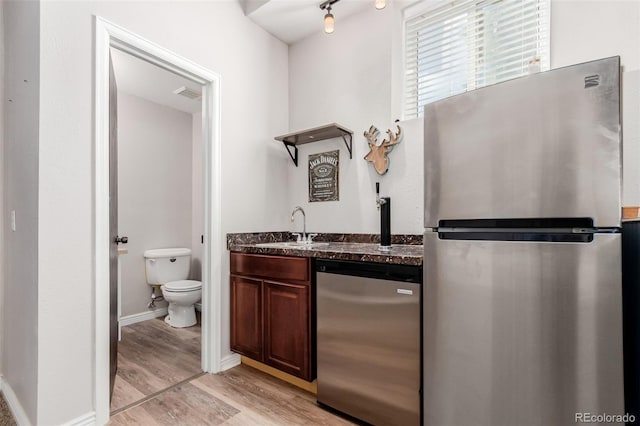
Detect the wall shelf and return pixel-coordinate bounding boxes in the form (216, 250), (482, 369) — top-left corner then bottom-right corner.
(275, 123), (353, 166)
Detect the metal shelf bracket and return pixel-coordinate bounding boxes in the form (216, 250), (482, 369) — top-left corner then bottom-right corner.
(283, 142), (298, 167)
(341, 133), (353, 159)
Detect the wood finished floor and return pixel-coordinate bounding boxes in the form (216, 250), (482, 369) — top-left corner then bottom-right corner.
(110, 318), (356, 425)
(110, 316), (202, 413)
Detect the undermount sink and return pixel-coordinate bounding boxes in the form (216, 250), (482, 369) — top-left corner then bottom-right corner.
(255, 241), (330, 249)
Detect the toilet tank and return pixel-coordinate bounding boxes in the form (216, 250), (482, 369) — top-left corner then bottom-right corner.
(144, 248), (191, 285)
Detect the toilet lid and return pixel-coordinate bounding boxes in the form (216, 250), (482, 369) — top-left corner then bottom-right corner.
(163, 280), (202, 292)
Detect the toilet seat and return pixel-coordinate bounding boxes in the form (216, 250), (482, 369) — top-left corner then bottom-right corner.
(163, 279), (201, 292)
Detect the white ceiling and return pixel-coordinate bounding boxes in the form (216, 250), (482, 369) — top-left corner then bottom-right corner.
(110, 1), (376, 110)
(244, 0), (372, 45)
(110, 48), (202, 114)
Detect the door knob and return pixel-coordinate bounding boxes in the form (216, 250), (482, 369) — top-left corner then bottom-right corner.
(115, 235), (128, 244)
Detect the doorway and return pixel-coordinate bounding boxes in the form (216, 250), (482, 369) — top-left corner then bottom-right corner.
(109, 46), (205, 413)
(95, 17), (223, 425)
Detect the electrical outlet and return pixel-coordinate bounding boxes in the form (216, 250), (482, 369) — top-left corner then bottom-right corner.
(11, 210), (16, 231)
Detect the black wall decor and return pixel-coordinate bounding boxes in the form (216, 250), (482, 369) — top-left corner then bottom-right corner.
(309, 150), (339, 202)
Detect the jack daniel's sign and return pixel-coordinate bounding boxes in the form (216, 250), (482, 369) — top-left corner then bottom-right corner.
(309, 150), (339, 202)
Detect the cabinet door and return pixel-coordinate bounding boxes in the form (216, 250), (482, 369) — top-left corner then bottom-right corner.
(264, 280), (310, 380)
(230, 275), (263, 361)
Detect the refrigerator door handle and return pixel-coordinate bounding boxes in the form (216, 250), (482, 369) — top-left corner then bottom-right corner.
(436, 226), (620, 234)
(436, 227), (599, 234)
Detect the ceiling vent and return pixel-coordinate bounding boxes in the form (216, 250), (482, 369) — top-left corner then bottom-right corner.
(173, 86), (201, 100)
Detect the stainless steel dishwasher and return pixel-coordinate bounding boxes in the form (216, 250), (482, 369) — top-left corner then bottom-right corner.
(316, 259), (422, 425)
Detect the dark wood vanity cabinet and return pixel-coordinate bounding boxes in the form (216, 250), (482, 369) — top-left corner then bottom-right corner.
(230, 252), (312, 381)
(230, 275), (262, 361)
(264, 280), (310, 378)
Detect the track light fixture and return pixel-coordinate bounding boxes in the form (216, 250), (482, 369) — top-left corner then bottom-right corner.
(320, 0), (385, 35)
(324, 5), (334, 34)
(320, 0), (339, 34)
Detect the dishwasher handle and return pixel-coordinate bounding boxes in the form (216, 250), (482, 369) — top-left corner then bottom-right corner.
(316, 259), (422, 284)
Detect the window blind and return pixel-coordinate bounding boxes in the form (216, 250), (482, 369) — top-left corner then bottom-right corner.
(403, 0), (550, 119)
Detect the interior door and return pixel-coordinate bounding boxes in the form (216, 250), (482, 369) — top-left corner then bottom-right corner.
(109, 54), (119, 400)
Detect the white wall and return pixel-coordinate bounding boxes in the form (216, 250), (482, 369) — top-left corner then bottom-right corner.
(192, 113), (203, 281)
(288, 5), (424, 235)
(36, 1), (289, 423)
(117, 93), (193, 317)
(288, 0), (640, 235)
(3, 0), (39, 424)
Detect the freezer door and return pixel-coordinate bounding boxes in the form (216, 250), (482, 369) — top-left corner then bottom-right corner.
(423, 232), (623, 426)
(424, 57), (621, 228)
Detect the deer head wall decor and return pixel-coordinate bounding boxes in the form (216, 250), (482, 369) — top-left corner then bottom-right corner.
(363, 124), (403, 175)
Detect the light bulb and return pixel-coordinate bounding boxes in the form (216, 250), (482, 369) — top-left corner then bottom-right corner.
(324, 11), (335, 34)
(375, 0), (386, 10)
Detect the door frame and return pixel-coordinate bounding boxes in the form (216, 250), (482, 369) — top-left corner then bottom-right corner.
(94, 16), (223, 424)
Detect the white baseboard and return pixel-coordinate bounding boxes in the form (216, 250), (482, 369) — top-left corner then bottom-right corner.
(220, 353), (241, 371)
(1, 376), (32, 426)
(119, 307), (168, 327)
(61, 411), (96, 426)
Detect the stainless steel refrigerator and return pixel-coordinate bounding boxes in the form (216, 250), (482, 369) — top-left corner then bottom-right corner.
(423, 57), (624, 426)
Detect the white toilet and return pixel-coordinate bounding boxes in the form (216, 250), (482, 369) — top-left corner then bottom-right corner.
(144, 247), (202, 328)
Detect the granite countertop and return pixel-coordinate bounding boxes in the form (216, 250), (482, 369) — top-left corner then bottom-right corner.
(227, 232), (424, 266)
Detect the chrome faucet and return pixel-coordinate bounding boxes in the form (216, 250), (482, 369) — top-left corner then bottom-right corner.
(291, 206), (307, 242)
(291, 206), (317, 244)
